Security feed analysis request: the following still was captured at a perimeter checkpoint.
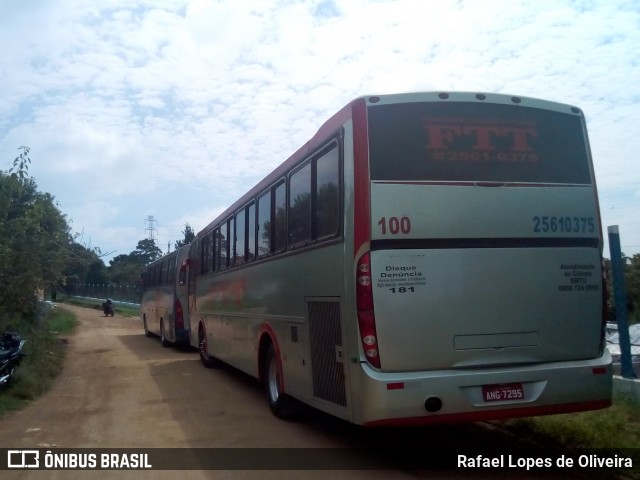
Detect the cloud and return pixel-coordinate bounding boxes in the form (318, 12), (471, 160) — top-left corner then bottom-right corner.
(0, 0), (639, 261)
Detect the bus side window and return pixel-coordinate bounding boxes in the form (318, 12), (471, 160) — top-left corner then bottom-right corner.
(178, 265), (187, 286)
(288, 163), (312, 246)
(273, 182), (286, 253)
(188, 239), (197, 288)
(315, 145), (340, 238)
(247, 202), (256, 262)
(167, 258), (174, 284)
(228, 217), (235, 268)
(201, 235), (211, 274)
(207, 230), (215, 273)
(213, 227), (221, 272)
(219, 221), (229, 271)
(257, 191), (271, 257)
(235, 209), (246, 266)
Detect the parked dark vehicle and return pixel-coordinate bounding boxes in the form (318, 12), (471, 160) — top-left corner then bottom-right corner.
(606, 324), (640, 377)
(102, 299), (114, 317)
(0, 332), (26, 387)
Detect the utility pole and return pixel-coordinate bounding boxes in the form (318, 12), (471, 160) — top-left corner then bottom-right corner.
(608, 225), (635, 378)
(145, 215), (158, 242)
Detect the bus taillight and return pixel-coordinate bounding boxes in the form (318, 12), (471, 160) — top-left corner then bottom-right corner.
(175, 298), (184, 330)
(356, 253), (381, 368)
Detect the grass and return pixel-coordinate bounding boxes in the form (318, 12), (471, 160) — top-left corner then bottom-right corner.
(48, 307), (77, 333)
(495, 397), (640, 478)
(59, 295), (140, 317)
(497, 395), (640, 449)
(0, 306), (77, 415)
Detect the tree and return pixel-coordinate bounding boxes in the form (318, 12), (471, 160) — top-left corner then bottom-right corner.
(107, 239), (162, 286)
(9, 146), (31, 181)
(108, 254), (144, 285)
(605, 253), (640, 323)
(0, 151), (72, 323)
(132, 239), (163, 266)
(86, 259), (109, 285)
(62, 242), (106, 290)
(626, 254), (640, 320)
(175, 223), (195, 249)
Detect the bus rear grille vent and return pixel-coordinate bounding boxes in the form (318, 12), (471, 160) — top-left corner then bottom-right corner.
(290, 325), (299, 343)
(308, 301), (346, 407)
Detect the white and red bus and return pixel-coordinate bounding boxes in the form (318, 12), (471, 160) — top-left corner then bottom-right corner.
(140, 244), (192, 348)
(190, 92), (611, 426)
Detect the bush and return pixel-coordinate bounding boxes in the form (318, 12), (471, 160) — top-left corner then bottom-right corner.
(0, 307), (76, 415)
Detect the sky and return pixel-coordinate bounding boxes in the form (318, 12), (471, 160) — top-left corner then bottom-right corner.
(1, 0), (639, 263)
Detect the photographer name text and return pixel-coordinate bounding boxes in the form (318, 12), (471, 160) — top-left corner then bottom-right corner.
(458, 454), (632, 470)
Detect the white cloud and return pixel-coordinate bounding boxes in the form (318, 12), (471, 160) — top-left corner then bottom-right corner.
(0, 0), (639, 262)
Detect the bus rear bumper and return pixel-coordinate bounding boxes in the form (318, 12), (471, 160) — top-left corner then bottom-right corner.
(356, 352), (612, 427)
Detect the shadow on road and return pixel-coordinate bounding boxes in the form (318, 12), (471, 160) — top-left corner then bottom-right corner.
(115, 330), (574, 462)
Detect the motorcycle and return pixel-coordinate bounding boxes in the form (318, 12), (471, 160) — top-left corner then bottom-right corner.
(103, 301), (114, 317)
(0, 332), (26, 387)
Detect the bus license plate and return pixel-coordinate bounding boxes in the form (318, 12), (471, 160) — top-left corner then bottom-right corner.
(482, 383), (524, 402)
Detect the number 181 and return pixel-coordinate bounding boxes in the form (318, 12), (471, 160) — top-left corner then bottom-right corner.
(389, 287), (414, 293)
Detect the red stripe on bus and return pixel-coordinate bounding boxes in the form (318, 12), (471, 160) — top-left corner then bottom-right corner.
(352, 98), (371, 257)
(363, 399), (611, 427)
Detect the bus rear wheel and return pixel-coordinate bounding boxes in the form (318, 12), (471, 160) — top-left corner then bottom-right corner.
(199, 328), (221, 369)
(143, 316), (151, 337)
(264, 344), (297, 419)
(160, 320), (170, 348)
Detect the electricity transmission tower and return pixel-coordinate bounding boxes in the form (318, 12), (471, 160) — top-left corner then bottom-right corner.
(145, 215), (158, 242)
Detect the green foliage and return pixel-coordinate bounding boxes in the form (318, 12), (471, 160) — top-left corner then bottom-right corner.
(9, 146), (31, 181)
(62, 242), (107, 292)
(86, 259), (109, 285)
(175, 222), (195, 249)
(605, 254), (640, 323)
(0, 162), (72, 326)
(107, 254), (143, 285)
(498, 395), (640, 449)
(48, 307), (78, 333)
(0, 308), (75, 414)
(106, 239), (163, 286)
(626, 254), (640, 321)
(1, 146), (173, 314)
(133, 238), (163, 265)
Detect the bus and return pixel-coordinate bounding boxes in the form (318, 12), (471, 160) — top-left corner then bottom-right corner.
(140, 244), (192, 348)
(190, 91), (611, 426)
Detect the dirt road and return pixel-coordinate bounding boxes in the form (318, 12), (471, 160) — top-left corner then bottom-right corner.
(0, 306), (610, 479)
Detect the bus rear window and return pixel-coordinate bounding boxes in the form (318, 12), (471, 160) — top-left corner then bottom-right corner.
(368, 102), (592, 184)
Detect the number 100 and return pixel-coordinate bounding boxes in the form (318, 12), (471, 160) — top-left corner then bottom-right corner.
(377, 216), (411, 235)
